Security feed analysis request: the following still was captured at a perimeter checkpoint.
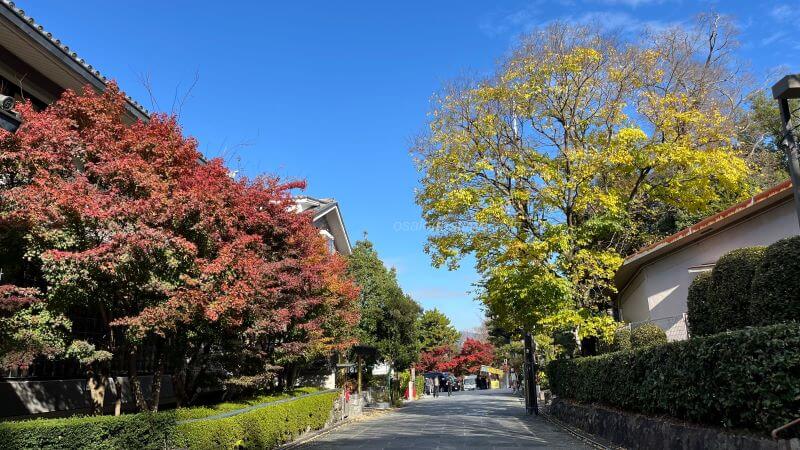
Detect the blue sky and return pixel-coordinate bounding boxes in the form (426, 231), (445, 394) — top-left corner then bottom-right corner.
(20, 0), (800, 330)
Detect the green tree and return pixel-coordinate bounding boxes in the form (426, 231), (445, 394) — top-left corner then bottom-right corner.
(414, 18), (753, 335)
(417, 308), (460, 352)
(347, 239), (421, 369)
(736, 90), (789, 190)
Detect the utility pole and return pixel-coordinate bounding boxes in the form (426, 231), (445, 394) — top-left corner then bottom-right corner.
(523, 331), (538, 415)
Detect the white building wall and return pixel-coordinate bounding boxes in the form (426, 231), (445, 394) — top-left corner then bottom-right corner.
(619, 200), (799, 338)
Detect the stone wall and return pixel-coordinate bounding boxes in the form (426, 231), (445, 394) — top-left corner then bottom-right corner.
(547, 399), (798, 450)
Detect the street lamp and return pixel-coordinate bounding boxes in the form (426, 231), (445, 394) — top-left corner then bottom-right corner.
(771, 74), (800, 227)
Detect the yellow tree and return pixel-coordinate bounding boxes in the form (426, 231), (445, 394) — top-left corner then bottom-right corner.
(413, 19), (752, 337)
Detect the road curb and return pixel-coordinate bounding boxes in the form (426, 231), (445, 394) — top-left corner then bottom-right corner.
(539, 409), (618, 450)
(281, 408), (394, 449)
(512, 395), (616, 449)
(280, 417), (354, 449)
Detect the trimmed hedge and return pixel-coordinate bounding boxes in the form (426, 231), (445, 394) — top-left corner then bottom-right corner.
(612, 327), (631, 352)
(751, 236), (800, 326)
(546, 323), (800, 433)
(0, 389), (335, 450)
(176, 387), (319, 421)
(0, 411), (177, 450)
(630, 323), (666, 348)
(708, 247), (765, 332)
(176, 391), (337, 449)
(686, 271), (713, 336)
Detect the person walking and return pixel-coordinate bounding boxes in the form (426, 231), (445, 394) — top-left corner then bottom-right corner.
(433, 374), (439, 398)
(446, 376), (453, 397)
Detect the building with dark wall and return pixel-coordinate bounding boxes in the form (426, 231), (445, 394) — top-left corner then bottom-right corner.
(0, 0), (161, 418)
(0, 0), (147, 132)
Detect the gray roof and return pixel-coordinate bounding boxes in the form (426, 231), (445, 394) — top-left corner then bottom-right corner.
(0, 0), (149, 119)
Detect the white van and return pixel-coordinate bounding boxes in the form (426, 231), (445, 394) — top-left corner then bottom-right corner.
(463, 375), (477, 391)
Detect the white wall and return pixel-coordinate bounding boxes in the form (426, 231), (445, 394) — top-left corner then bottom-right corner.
(619, 200), (799, 337)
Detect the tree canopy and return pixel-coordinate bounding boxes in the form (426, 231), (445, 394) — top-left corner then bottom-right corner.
(347, 238), (421, 369)
(0, 85), (359, 411)
(418, 308), (460, 352)
(414, 18), (756, 336)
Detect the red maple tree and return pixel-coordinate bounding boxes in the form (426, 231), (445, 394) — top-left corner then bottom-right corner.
(416, 339), (495, 376)
(0, 85), (359, 411)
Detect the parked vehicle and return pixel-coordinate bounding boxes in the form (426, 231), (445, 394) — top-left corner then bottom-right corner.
(463, 375), (477, 391)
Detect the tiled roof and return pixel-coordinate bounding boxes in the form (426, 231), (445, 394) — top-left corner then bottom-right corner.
(0, 0), (149, 117)
(624, 180), (794, 264)
(615, 179), (795, 294)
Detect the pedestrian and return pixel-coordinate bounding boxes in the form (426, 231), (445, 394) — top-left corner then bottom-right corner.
(433, 374), (439, 398)
(447, 377), (452, 397)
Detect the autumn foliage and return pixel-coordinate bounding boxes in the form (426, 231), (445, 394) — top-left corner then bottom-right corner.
(0, 85), (359, 411)
(417, 338), (494, 376)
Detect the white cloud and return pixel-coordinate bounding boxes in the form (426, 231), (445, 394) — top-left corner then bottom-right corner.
(479, 3), (681, 39)
(761, 31), (788, 47)
(592, 0), (668, 6)
(770, 4), (795, 23)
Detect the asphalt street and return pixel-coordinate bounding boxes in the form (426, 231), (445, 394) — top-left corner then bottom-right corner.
(298, 389), (594, 449)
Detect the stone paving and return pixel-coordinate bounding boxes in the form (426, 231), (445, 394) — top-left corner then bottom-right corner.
(298, 389), (594, 449)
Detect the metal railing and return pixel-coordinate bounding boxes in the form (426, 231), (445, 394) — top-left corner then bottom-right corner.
(627, 313), (689, 341)
(177, 388), (339, 424)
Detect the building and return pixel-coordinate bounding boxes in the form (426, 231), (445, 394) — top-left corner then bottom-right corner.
(0, 0), (147, 132)
(615, 180), (799, 341)
(294, 196), (352, 256)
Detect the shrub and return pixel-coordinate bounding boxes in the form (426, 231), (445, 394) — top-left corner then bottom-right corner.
(176, 391), (337, 449)
(686, 271), (713, 337)
(175, 387), (319, 421)
(414, 375), (425, 399)
(611, 327), (631, 352)
(707, 247), (765, 332)
(0, 411), (177, 450)
(630, 323), (666, 348)
(751, 236), (800, 326)
(546, 323), (800, 433)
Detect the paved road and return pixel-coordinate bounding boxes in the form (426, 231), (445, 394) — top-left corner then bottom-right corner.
(298, 389), (594, 449)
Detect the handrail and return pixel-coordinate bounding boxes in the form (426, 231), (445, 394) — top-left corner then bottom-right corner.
(772, 416), (800, 440)
(178, 388), (339, 424)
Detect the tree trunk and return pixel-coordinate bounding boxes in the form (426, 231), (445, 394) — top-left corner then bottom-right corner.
(172, 367), (186, 408)
(182, 343), (211, 406)
(150, 345), (165, 412)
(127, 346), (149, 412)
(113, 376), (123, 416)
(86, 365), (107, 415)
(286, 364), (299, 390)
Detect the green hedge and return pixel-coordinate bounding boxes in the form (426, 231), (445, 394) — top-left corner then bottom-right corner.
(751, 236), (800, 326)
(686, 271), (713, 336)
(546, 323), (800, 433)
(0, 411), (177, 450)
(630, 323), (666, 348)
(708, 247), (765, 332)
(176, 387), (319, 421)
(176, 391), (337, 449)
(611, 327), (631, 352)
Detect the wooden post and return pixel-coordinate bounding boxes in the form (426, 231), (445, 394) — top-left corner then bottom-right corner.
(409, 365), (416, 401)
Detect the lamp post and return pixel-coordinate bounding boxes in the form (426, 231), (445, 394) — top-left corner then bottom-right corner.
(771, 74), (800, 227)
